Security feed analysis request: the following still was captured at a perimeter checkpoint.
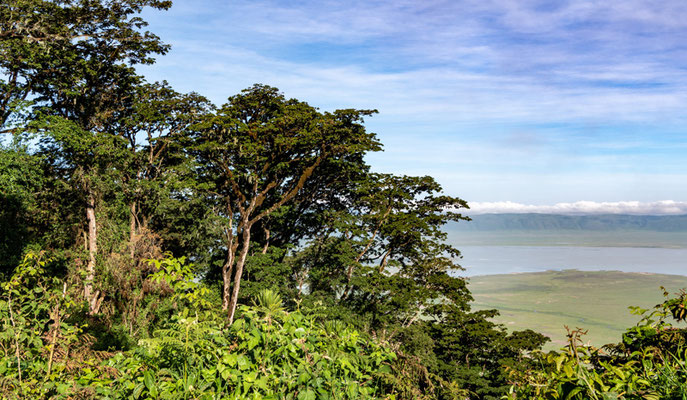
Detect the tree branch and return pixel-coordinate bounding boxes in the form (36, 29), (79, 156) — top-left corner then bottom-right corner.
(249, 154), (324, 225)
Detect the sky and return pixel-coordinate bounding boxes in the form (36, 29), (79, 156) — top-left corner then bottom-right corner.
(138, 0), (687, 213)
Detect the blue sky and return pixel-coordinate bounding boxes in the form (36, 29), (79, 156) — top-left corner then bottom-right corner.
(138, 0), (687, 211)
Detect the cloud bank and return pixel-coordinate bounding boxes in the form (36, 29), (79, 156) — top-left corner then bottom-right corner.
(467, 200), (687, 215)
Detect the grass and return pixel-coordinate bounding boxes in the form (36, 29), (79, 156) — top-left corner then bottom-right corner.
(469, 270), (687, 350)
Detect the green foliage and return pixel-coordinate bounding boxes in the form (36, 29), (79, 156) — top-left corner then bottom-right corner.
(110, 290), (400, 399)
(148, 255), (212, 310)
(277, 170), (544, 398)
(296, 172), (471, 329)
(506, 292), (687, 400)
(192, 83), (384, 320)
(0, 254), (413, 399)
(1, 0), (172, 131)
(0, 145), (47, 277)
(0, 252), (83, 399)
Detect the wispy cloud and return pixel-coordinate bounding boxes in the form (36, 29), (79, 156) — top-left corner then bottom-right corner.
(139, 0), (687, 204)
(467, 200), (687, 215)
(144, 0), (687, 125)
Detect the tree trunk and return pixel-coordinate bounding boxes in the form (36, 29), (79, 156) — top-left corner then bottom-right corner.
(227, 224), (252, 324)
(129, 201), (136, 259)
(261, 227), (270, 254)
(221, 249), (235, 310)
(84, 191), (98, 314)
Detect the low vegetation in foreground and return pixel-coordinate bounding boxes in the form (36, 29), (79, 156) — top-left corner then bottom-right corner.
(507, 289), (687, 399)
(0, 252), (545, 399)
(2, 253), (687, 399)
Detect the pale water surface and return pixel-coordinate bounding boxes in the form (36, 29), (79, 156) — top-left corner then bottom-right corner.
(456, 245), (687, 277)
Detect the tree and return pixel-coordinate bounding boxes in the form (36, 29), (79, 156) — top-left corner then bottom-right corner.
(0, 143), (47, 277)
(1, 0), (172, 133)
(0, 5), (554, 395)
(1, 0), (173, 313)
(194, 84), (381, 323)
(294, 173), (471, 330)
(118, 81), (213, 259)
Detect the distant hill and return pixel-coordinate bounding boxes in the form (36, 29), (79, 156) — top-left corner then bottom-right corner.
(450, 213), (687, 232)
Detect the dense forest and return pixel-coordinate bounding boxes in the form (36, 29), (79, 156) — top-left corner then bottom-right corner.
(1, 1), (686, 399)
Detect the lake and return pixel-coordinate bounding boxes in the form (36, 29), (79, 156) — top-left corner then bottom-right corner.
(455, 245), (687, 277)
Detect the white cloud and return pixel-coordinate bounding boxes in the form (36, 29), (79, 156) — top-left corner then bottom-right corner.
(138, 0), (687, 205)
(144, 43), (687, 126)
(141, 0), (687, 126)
(466, 200), (687, 215)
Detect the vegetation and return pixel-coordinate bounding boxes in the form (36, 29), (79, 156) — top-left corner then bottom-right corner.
(506, 290), (687, 399)
(0, 253), (407, 399)
(2, 1), (685, 399)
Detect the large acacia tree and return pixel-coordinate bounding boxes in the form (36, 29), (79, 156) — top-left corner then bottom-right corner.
(194, 85), (381, 323)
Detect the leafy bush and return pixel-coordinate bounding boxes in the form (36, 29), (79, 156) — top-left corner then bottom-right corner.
(0, 253), (408, 399)
(101, 289), (400, 399)
(506, 291), (687, 400)
(0, 252), (85, 399)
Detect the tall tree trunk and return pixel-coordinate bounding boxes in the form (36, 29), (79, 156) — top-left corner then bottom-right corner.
(261, 227), (270, 254)
(221, 216), (236, 310)
(227, 224), (252, 324)
(84, 191), (98, 313)
(221, 249), (235, 310)
(129, 201), (136, 259)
